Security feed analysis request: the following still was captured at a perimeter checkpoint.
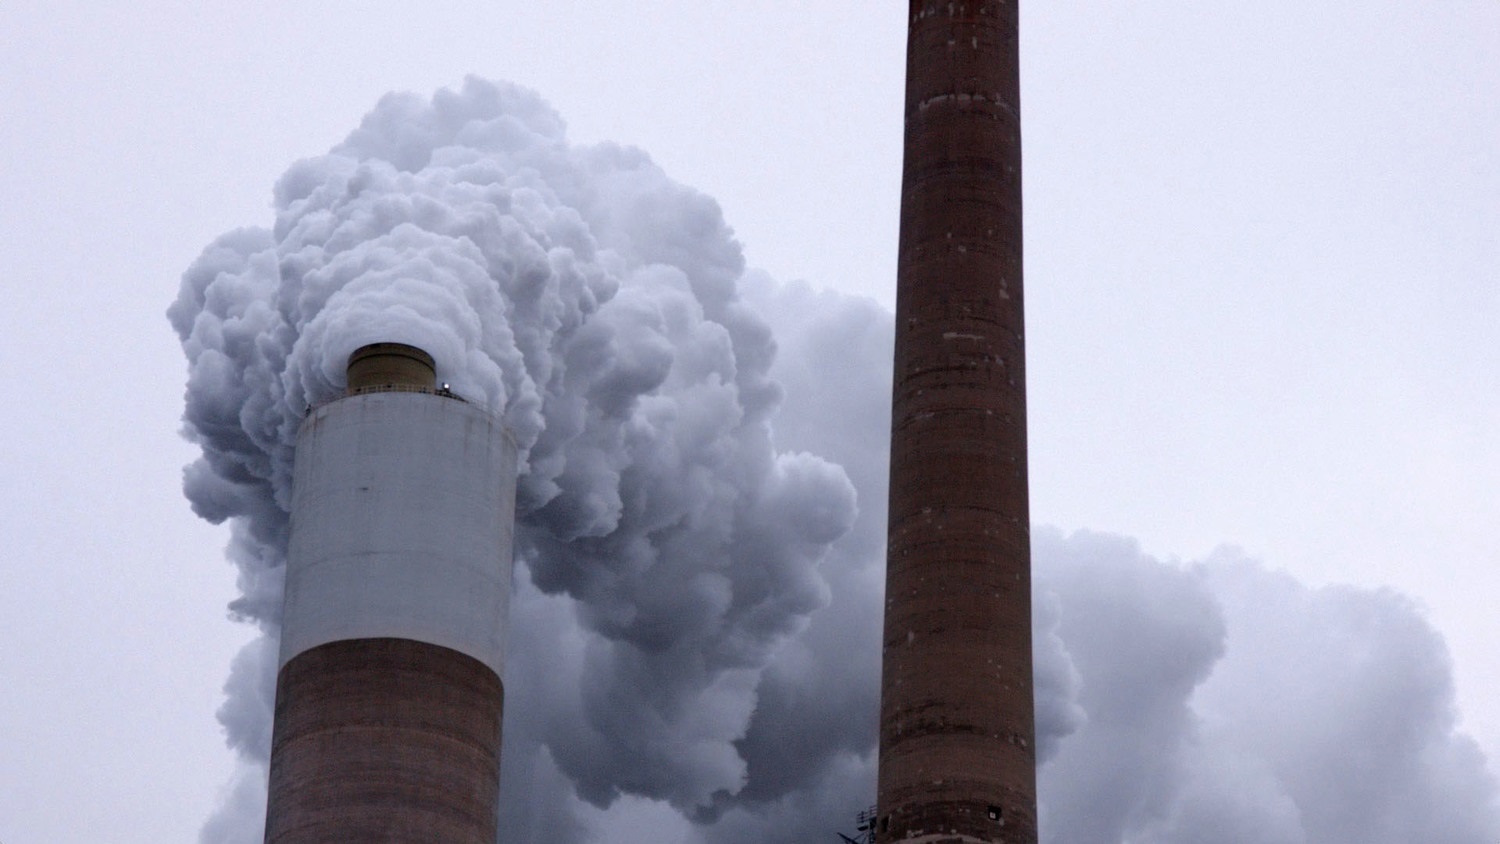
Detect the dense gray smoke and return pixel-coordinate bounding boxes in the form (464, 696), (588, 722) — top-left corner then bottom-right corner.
(173, 78), (1498, 843)
(732, 279), (1500, 844)
(1032, 531), (1499, 844)
(171, 77), (855, 842)
(709, 284), (1500, 844)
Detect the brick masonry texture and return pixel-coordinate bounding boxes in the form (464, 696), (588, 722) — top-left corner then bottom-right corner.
(877, 2), (1038, 842)
(264, 637), (503, 844)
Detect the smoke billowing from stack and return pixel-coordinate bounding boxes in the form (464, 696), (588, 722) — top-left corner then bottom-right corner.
(263, 342), (515, 841)
(878, 1), (1035, 841)
(172, 75), (1500, 844)
(169, 78), (857, 843)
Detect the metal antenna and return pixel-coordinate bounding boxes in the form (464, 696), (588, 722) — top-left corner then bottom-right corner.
(835, 805), (879, 844)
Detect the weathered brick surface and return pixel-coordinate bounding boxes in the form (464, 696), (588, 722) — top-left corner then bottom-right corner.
(878, 2), (1037, 842)
(264, 638), (503, 844)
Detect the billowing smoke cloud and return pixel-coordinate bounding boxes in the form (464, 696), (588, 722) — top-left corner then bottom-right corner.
(1031, 531), (1500, 844)
(173, 77), (1499, 843)
(707, 278), (1500, 844)
(171, 77), (855, 842)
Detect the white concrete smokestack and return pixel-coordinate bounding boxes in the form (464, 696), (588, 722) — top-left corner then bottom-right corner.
(264, 342), (516, 844)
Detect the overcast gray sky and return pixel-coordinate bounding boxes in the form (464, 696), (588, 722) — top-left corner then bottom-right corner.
(0, 3), (1496, 843)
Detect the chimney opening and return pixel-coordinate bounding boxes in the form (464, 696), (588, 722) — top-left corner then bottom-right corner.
(346, 342), (437, 393)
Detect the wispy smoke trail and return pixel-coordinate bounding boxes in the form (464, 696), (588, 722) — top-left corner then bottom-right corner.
(173, 78), (1499, 843)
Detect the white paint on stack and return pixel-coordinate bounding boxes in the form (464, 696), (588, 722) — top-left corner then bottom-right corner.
(278, 390), (516, 678)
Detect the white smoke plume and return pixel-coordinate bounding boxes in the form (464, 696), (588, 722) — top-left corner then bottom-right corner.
(173, 77), (1499, 843)
(736, 278), (1500, 844)
(1031, 530), (1500, 844)
(170, 77), (856, 842)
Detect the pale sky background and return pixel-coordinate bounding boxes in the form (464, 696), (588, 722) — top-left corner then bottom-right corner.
(1, 2), (1496, 842)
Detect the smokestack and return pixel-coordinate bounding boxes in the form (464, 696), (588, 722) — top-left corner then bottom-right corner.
(263, 342), (517, 843)
(345, 341), (437, 391)
(877, 1), (1036, 842)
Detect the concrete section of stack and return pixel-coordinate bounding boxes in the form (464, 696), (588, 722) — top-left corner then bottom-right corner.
(264, 343), (516, 844)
